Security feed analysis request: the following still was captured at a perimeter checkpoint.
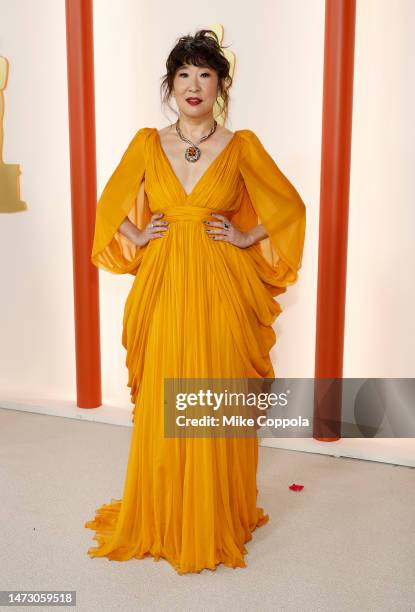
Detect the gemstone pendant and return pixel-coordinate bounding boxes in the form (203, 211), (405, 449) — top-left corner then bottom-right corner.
(185, 145), (201, 162)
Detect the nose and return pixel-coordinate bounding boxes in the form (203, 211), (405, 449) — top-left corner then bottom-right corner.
(188, 77), (200, 93)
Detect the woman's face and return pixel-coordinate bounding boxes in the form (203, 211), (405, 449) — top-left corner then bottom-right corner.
(172, 63), (219, 118)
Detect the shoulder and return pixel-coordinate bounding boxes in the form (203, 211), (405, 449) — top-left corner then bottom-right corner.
(235, 129), (263, 148)
(235, 129), (266, 160)
(122, 127), (154, 155)
(235, 128), (256, 137)
(124, 127), (154, 146)
(132, 127), (154, 142)
(235, 129), (261, 144)
(121, 127), (154, 148)
(112, 127), (154, 167)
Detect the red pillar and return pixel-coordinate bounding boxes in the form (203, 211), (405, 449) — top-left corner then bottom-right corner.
(65, 0), (101, 408)
(314, 0), (356, 440)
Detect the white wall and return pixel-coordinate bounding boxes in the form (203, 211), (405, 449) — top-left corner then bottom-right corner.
(0, 0), (413, 417)
(0, 0), (74, 402)
(346, 0), (415, 377)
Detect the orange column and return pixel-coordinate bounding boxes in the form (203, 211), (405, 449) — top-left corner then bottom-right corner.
(314, 0), (356, 439)
(65, 0), (101, 408)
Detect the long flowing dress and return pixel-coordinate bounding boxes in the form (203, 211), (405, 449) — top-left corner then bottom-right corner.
(84, 127), (306, 575)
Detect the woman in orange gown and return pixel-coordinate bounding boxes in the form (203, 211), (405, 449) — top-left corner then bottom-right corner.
(85, 29), (306, 575)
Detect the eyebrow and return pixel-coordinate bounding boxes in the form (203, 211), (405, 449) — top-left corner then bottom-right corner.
(178, 65), (212, 70)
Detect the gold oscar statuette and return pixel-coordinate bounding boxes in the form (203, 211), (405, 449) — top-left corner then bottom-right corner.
(0, 56), (27, 212)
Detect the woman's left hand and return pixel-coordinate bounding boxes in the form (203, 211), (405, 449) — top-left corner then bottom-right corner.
(204, 213), (254, 249)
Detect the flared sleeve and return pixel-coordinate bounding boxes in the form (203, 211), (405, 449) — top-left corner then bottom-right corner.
(236, 129), (306, 289)
(90, 127), (153, 275)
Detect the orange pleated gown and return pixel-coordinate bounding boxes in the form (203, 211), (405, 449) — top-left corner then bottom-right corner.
(85, 127), (306, 574)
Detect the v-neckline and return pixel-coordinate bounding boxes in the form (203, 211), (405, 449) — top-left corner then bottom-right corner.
(154, 128), (238, 199)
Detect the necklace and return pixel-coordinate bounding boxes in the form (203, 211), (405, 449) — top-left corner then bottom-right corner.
(175, 119), (218, 163)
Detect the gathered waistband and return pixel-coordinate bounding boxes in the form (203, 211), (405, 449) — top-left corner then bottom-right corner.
(155, 205), (232, 223)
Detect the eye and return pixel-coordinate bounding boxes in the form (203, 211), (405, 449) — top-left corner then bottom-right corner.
(201, 72), (211, 77)
(178, 72), (188, 77)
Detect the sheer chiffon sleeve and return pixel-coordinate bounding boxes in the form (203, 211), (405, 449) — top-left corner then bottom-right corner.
(90, 127), (153, 275)
(236, 129), (306, 290)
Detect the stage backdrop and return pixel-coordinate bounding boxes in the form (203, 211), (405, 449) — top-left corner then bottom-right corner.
(0, 0), (413, 430)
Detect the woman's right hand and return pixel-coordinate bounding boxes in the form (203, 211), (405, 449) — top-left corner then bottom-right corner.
(135, 213), (169, 247)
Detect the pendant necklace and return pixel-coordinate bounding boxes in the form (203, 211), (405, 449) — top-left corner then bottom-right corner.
(175, 119), (218, 163)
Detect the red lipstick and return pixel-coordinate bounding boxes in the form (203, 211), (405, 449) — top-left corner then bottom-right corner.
(186, 97), (202, 106)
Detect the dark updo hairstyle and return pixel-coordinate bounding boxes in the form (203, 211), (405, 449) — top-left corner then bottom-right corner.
(160, 29), (233, 122)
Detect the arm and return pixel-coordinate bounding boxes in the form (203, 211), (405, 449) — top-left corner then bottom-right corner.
(237, 129), (306, 286)
(118, 217), (143, 244)
(244, 222), (269, 246)
(119, 212), (169, 247)
(90, 128), (149, 274)
(205, 213), (268, 249)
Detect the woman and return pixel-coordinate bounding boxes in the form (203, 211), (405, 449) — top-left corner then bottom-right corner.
(85, 29), (306, 575)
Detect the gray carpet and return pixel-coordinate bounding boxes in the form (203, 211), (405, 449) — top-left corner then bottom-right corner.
(1, 407), (414, 612)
